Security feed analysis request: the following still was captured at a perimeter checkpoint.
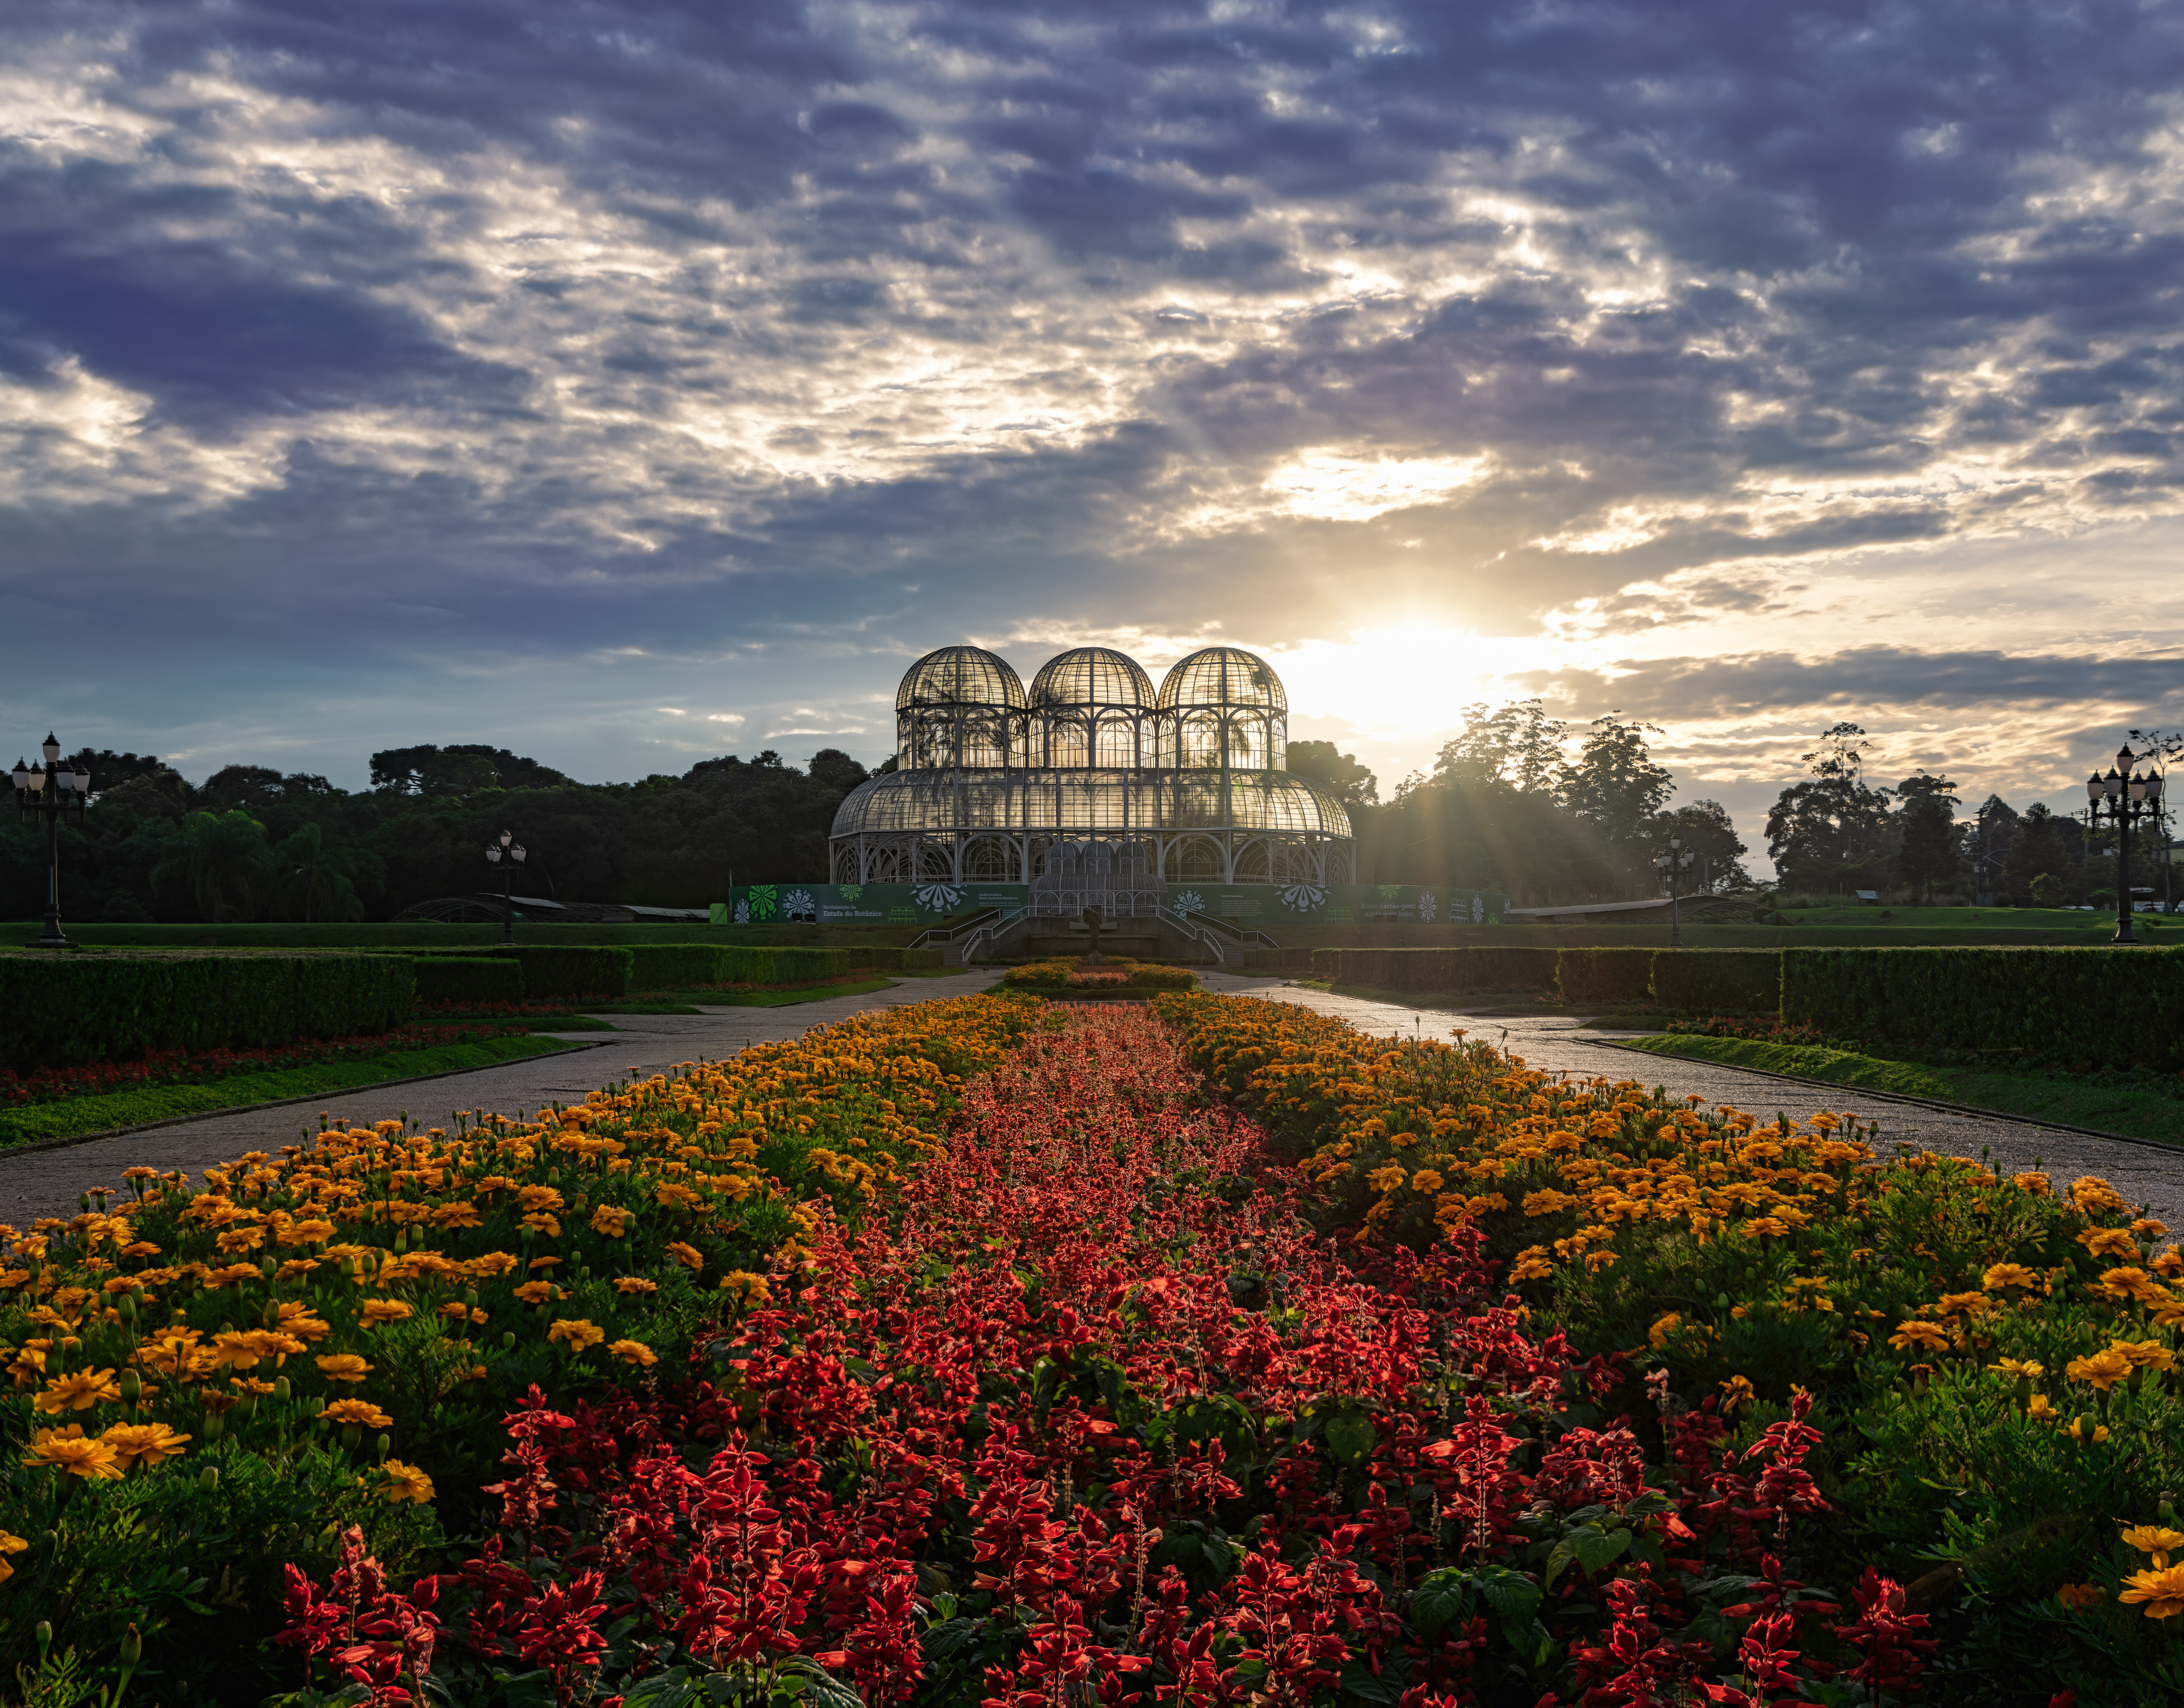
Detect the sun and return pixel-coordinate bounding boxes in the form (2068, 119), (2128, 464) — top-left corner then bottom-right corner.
(1269, 625), (1517, 741)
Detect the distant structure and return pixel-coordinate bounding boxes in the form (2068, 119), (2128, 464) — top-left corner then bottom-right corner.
(828, 644), (1354, 898)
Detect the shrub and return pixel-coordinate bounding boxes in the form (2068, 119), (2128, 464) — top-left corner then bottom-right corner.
(1002, 957), (1195, 990)
(845, 946), (944, 972)
(1307, 945), (1559, 991)
(489, 943), (634, 998)
(0, 954), (413, 1071)
(410, 956), (524, 1007)
(1554, 946), (1656, 1006)
(1782, 945), (2184, 1070)
(1650, 948), (1781, 1013)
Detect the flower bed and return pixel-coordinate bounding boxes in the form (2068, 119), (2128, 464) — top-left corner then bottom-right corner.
(0, 993), (1045, 1699)
(1001, 957), (1197, 992)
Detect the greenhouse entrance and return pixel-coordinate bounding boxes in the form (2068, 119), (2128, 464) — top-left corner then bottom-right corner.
(1029, 838), (1163, 918)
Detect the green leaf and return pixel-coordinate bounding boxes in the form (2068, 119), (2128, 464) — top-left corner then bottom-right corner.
(1410, 1567), (1474, 1640)
(921, 1617), (978, 1658)
(1323, 1405), (1378, 1469)
(1339, 1659), (1404, 1703)
(621, 1672), (696, 1708)
(1477, 1569), (1542, 1627)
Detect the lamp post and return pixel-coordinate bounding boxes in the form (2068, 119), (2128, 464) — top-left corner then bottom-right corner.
(13, 734), (90, 949)
(2086, 744), (2164, 945)
(484, 830), (527, 944)
(1653, 834), (1696, 948)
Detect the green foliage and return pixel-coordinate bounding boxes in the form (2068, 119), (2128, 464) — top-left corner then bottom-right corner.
(489, 944), (634, 998)
(620, 943), (853, 990)
(844, 945), (944, 971)
(1306, 945), (1560, 991)
(1783, 945), (2184, 1070)
(1553, 946), (1656, 1006)
(0, 953), (413, 1070)
(1649, 948), (1781, 1013)
(410, 956), (525, 1006)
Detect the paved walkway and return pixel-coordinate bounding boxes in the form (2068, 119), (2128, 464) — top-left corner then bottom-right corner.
(4, 972), (999, 1227)
(11, 970), (2181, 1235)
(1202, 974), (2184, 1232)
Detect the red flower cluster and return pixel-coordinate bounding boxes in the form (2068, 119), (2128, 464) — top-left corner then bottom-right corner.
(275, 1007), (1933, 1704)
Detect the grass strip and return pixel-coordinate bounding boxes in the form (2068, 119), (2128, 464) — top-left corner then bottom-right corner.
(1622, 1032), (2184, 1147)
(0, 1034), (586, 1150)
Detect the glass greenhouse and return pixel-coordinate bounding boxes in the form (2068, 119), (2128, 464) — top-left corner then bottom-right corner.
(830, 644), (1355, 903)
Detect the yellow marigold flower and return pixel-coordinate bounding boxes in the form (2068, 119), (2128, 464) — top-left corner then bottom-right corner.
(2123, 1564), (2184, 1617)
(2065, 1349), (2133, 1391)
(2012, 1171), (2053, 1197)
(548, 1318), (605, 1352)
(275, 1303), (333, 1341)
(99, 1422), (192, 1470)
(609, 1339), (658, 1368)
(513, 1281), (557, 1304)
(2113, 1339), (2176, 1373)
(612, 1277), (659, 1295)
(1719, 1374), (1756, 1411)
(518, 1184), (564, 1213)
(1981, 1263), (2041, 1292)
(24, 1427), (123, 1479)
(2027, 1393), (2060, 1421)
(1743, 1216), (1789, 1239)
(589, 1204), (632, 1238)
(1888, 1321), (1950, 1353)
(1508, 1247), (1554, 1281)
(1934, 1292), (1987, 1319)
(0, 1530), (26, 1585)
(34, 1367), (121, 1414)
(2066, 1417), (2111, 1443)
(520, 1213), (561, 1237)
(2121, 1525), (2184, 1569)
(1648, 1312), (1683, 1350)
(2080, 1227), (2140, 1259)
(359, 1300), (412, 1329)
(1410, 1168), (1445, 1196)
(280, 1218), (336, 1246)
(2099, 1266), (2173, 1305)
(718, 1271), (771, 1308)
(1988, 1358), (2045, 1380)
(210, 1330), (305, 1370)
(1366, 1165), (1406, 1194)
(318, 1398), (393, 1428)
(666, 1241), (704, 1271)
(378, 1460), (435, 1504)
(2071, 1177), (2129, 1214)
(316, 1354), (373, 1384)
(2056, 1582), (2104, 1610)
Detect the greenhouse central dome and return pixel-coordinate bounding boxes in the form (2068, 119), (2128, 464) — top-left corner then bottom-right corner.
(830, 643), (1354, 901)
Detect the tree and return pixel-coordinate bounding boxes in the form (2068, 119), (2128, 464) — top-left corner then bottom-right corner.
(1433, 700), (1569, 793)
(2003, 803), (2085, 907)
(1285, 740), (1379, 811)
(1766, 724), (1896, 893)
(370, 745), (568, 796)
(1891, 772), (1961, 902)
(1642, 800), (1751, 892)
(808, 749), (870, 794)
(271, 821), (363, 922)
(152, 810), (274, 922)
(1559, 715), (1673, 855)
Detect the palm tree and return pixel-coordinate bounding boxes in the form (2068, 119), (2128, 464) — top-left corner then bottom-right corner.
(152, 810), (273, 922)
(272, 822), (362, 922)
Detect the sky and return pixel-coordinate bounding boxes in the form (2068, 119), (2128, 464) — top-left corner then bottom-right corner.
(5, 0), (2184, 870)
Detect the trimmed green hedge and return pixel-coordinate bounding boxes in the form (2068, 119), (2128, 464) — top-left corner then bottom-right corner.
(490, 945), (633, 998)
(411, 957), (525, 1007)
(0, 954), (413, 1070)
(607, 943), (859, 990)
(1554, 948), (1657, 1007)
(1781, 945), (2184, 1070)
(1651, 949), (1782, 1014)
(1308, 947), (1560, 991)
(845, 946), (944, 972)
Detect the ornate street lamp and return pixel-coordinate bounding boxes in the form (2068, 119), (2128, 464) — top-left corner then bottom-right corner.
(2086, 743), (2164, 945)
(484, 829), (527, 945)
(13, 734), (90, 949)
(1653, 834), (1696, 948)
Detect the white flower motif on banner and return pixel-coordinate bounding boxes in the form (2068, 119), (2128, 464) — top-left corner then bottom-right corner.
(913, 882), (963, 913)
(1471, 894), (1486, 923)
(1416, 890), (1436, 921)
(733, 900), (751, 925)
(783, 889), (817, 919)
(1172, 890), (1206, 916)
(1278, 883), (1327, 912)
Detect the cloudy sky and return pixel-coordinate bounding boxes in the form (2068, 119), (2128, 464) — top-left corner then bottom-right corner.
(5, 0), (2184, 864)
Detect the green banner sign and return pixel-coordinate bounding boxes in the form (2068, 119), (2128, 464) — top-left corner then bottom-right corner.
(720, 881), (1507, 927)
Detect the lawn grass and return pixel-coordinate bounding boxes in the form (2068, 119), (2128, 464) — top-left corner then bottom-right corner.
(0, 1033), (590, 1149)
(1622, 1033), (2184, 1146)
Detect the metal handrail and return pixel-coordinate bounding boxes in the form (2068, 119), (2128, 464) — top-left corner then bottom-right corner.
(1185, 910), (1281, 950)
(960, 906), (1028, 964)
(907, 906), (1002, 950)
(1155, 904), (1228, 966)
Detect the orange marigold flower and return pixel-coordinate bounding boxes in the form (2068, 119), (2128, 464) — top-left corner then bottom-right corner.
(1978, 1260), (2046, 1292)
(358, 1300), (412, 1329)
(718, 1271), (771, 1309)
(0, 1530), (26, 1585)
(34, 1367), (121, 1414)
(378, 1460), (435, 1504)
(1987, 1358), (2044, 1380)
(1888, 1321), (1950, 1353)
(666, 1241), (704, 1271)
(2121, 1525), (2184, 1569)
(548, 1318), (605, 1352)
(24, 1427), (123, 1479)
(512, 1281), (557, 1305)
(2121, 1563), (2184, 1618)
(2056, 1582), (2104, 1610)
(608, 1338), (658, 1367)
(2080, 1227), (2140, 1259)
(99, 1422), (192, 1470)
(316, 1354), (373, 1384)
(1719, 1375), (1756, 1410)
(318, 1398), (393, 1428)
(612, 1277), (659, 1295)
(2026, 1394), (2060, 1421)
(2065, 1349), (2133, 1391)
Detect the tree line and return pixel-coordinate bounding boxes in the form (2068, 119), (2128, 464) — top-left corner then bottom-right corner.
(0, 744), (868, 924)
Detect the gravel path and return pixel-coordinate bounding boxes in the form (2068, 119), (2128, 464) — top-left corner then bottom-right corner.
(11, 970), (2180, 1236)
(3, 971), (998, 1227)
(1199, 974), (2184, 1233)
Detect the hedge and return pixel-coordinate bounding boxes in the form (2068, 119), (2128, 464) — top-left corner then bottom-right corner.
(1781, 945), (2184, 1070)
(489, 945), (633, 999)
(609, 943), (858, 990)
(0, 954), (413, 1070)
(1650, 949), (1782, 1014)
(411, 957), (526, 1007)
(1307, 946), (1560, 991)
(845, 946), (944, 972)
(1554, 948), (1657, 1007)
